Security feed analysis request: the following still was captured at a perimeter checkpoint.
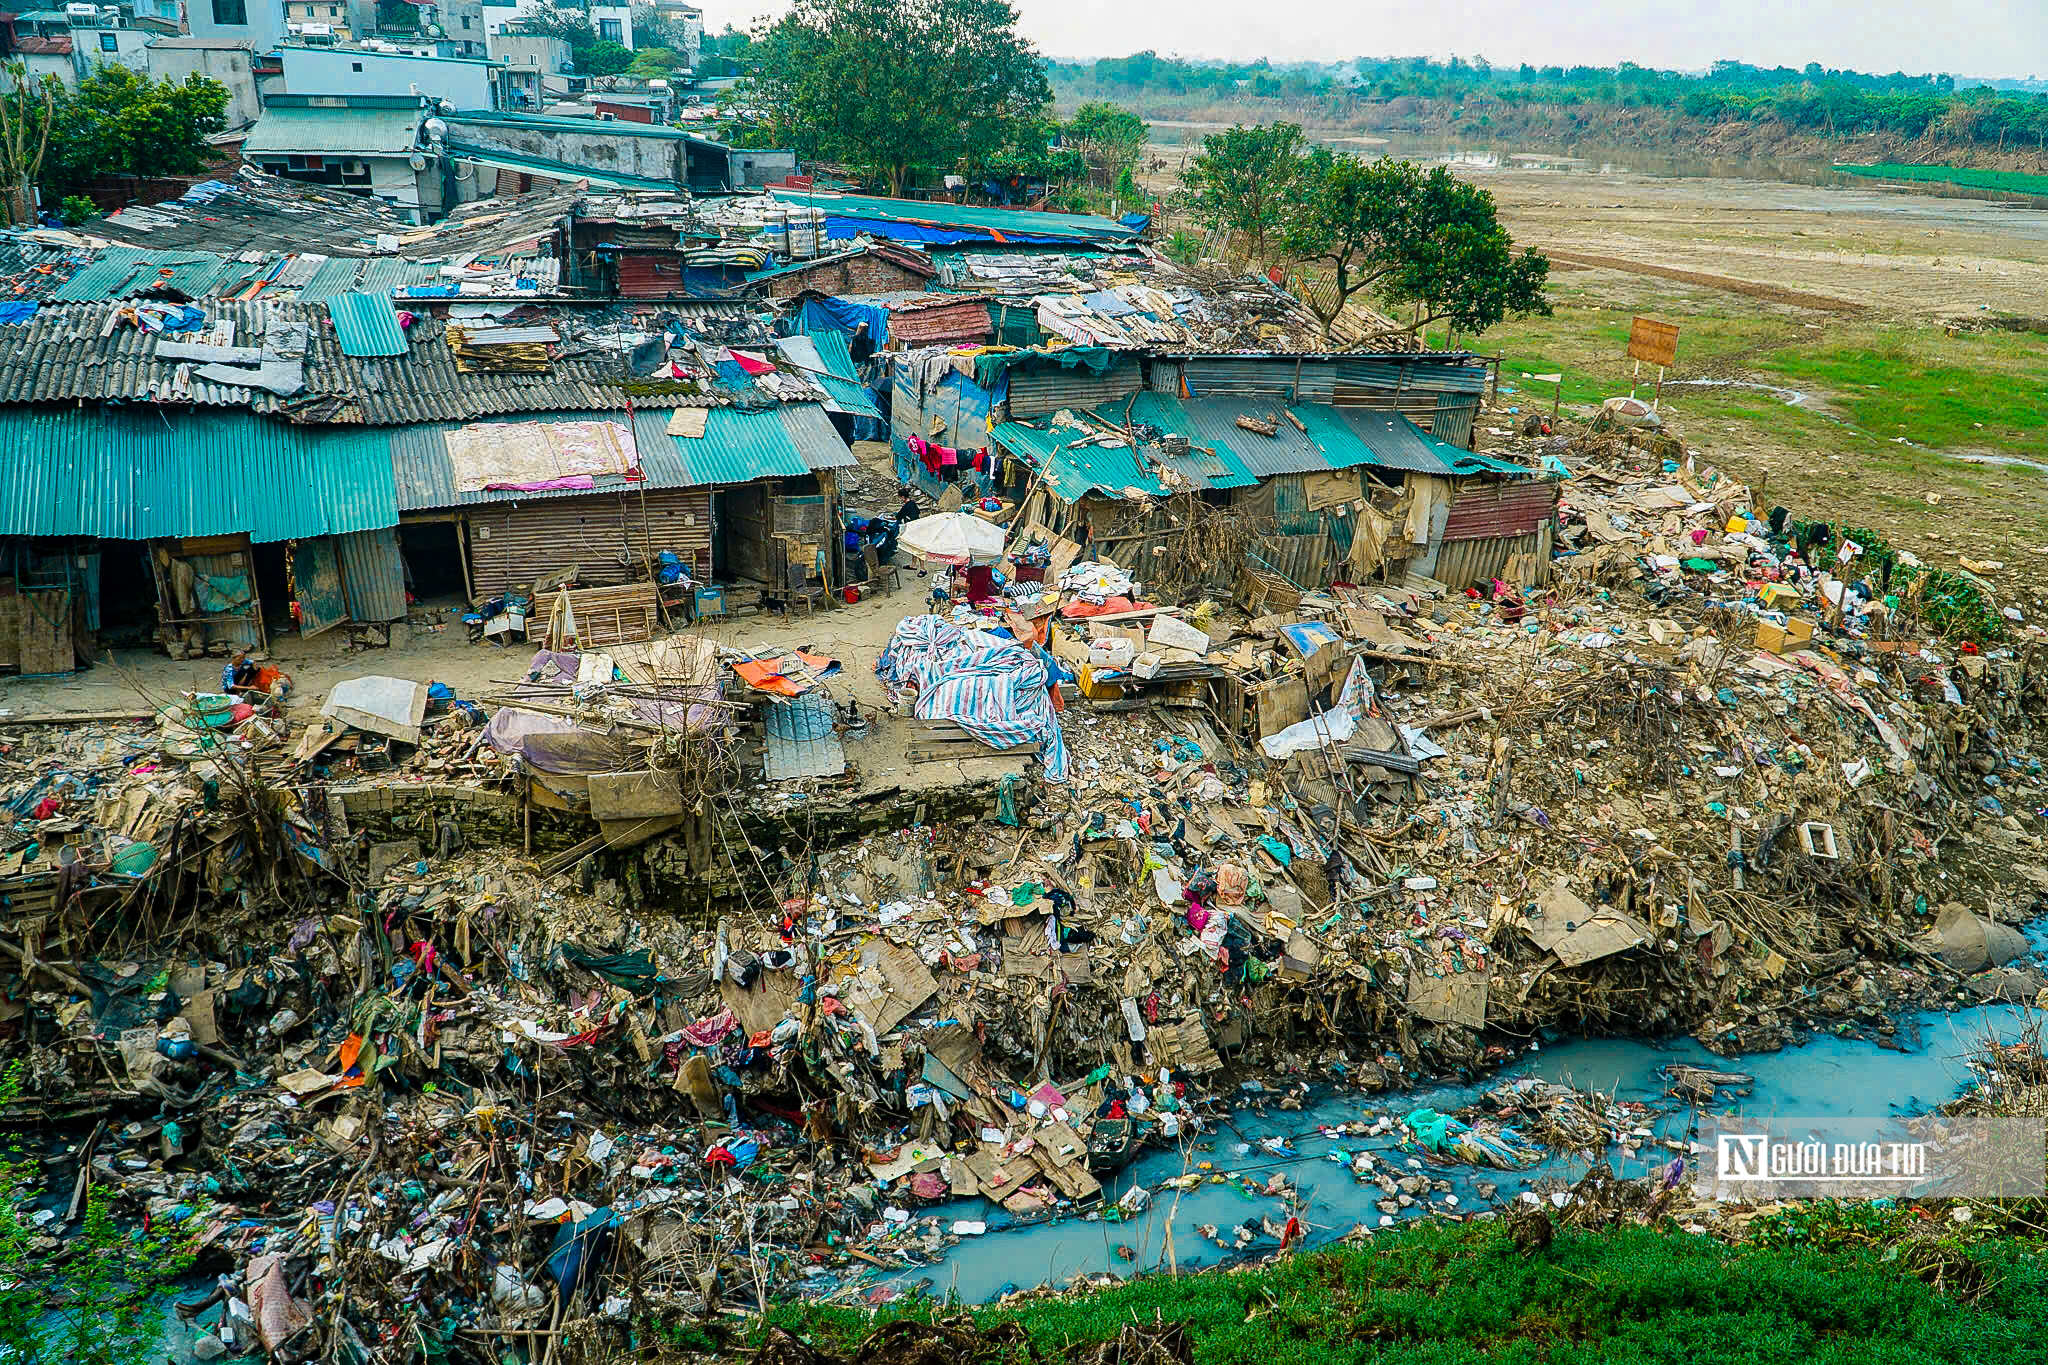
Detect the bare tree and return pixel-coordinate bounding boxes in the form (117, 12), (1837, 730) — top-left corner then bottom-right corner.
(0, 63), (60, 225)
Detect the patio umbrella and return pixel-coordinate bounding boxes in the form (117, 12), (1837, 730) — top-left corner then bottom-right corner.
(897, 511), (1007, 566)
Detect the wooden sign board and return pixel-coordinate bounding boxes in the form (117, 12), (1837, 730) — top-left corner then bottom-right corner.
(1627, 317), (1679, 368)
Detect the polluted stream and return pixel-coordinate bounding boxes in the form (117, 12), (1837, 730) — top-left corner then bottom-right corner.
(872, 993), (2042, 1304)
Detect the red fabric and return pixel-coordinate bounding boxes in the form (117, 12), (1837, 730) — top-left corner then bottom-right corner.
(728, 350), (775, 376)
(964, 564), (998, 605)
(1061, 595), (1154, 619)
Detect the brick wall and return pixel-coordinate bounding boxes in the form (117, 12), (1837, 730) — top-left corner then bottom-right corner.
(766, 254), (930, 300)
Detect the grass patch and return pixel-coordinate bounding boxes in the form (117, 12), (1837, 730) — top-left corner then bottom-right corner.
(1835, 164), (2048, 197)
(702, 1221), (2048, 1364)
(1754, 329), (2048, 454)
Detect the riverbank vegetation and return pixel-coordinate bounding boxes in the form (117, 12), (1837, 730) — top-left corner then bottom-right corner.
(1834, 164), (2048, 195)
(1054, 54), (2048, 157)
(672, 1214), (2048, 1364)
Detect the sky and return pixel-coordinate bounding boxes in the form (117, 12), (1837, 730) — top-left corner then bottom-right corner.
(707, 0), (2048, 81)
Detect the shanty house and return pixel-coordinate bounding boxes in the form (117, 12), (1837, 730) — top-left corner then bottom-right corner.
(0, 175), (855, 673)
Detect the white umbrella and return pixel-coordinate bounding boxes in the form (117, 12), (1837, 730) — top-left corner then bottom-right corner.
(898, 511), (1007, 566)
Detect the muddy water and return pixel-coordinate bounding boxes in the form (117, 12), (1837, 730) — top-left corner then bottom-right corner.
(869, 928), (2048, 1303)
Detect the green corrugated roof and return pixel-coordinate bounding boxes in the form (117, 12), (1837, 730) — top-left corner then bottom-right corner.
(1120, 392), (1258, 490)
(813, 372), (881, 420)
(245, 104), (425, 156)
(0, 408), (396, 542)
(770, 190), (1139, 242)
(328, 292), (409, 357)
(805, 328), (859, 381)
(991, 419), (1167, 503)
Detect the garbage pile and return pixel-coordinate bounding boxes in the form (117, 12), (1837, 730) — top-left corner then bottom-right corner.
(8, 420), (2048, 1345)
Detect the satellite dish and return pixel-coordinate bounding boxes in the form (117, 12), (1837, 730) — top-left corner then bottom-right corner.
(423, 116), (448, 141)
(427, 23), (443, 35)
(409, 153), (428, 171)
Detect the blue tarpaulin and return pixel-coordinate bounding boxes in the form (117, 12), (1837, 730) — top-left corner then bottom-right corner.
(798, 296), (891, 343)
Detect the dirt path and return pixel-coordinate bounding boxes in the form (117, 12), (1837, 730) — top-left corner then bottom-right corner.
(1534, 248), (1866, 313)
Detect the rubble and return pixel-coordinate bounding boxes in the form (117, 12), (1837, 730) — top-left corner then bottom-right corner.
(5, 392), (2048, 1347)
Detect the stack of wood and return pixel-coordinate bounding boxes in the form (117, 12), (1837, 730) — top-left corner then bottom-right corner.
(446, 325), (555, 374)
(539, 583), (659, 649)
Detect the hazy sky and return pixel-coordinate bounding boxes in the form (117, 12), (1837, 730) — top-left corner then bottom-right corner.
(711, 0), (2048, 80)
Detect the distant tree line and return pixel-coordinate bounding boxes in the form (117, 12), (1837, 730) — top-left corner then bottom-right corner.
(1054, 53), (2048, 150)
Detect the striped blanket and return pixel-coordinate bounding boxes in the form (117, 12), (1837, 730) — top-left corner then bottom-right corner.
(876, 616), (1070, 781)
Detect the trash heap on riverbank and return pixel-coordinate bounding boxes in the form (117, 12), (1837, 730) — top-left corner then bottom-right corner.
(6, 413), (2048, 1347)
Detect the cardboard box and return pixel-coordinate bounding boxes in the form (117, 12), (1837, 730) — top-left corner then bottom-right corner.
(1758, 584), (1802, 610)
(1755, 616), (1814, 655)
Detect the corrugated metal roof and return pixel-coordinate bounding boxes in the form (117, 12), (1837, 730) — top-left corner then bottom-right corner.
(1327, 408), (1515, 476)
(886, 297), (991, 345)
(1148, 393), (1327, 477)
(1121, 391), (1258, 490)
(1288, 402), (1441, 474)
(244, 105), (425, 156)
(328, 292), (409, 357)
(991, 419), (1167, 503)
(769, 190), (1139, 242)
(805, 328), (860, 381)
(444, 111), (710, 142)
(392, 402), (849, 512)
(812, 371), (882, 419)
(0, 407), (396, 541)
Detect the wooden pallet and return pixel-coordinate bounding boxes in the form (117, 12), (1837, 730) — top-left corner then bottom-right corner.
(906, 719), (1040, 764)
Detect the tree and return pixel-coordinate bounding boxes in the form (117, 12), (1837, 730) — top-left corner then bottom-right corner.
(1061, 100), (1146, 190)
(626, 46), (678, 78)
(0, 1065), (195, 1365)
(1278, 152), (1550, 339)
(746, 0), (1051, 195)
(0, 63), (59, 225)
(581, 40), (633, 76)
(512, 6), (598, 55)
(41, 69), (228, 199)
(1178, 121), (1307, 264)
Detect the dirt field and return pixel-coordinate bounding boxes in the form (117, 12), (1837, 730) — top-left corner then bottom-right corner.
(1473, 166), (2048, 322)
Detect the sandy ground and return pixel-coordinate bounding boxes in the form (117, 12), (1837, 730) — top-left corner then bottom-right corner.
(1473, 167), (2048, 322)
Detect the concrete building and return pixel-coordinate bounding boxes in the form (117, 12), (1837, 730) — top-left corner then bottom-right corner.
(341, 0), (483, 57)
(281, 1), (351, 43)
(438, 109), (729, 201)
(484, 29), (568, 110)
(478, 0), (630, 50)
(650, 0), (698, 70)
(184, 0), (290, 57)
(3, 8), (158, 87)
(145, 36), (262, 126)
(241, 92), (441, 220)
(260, 43), (506, 109)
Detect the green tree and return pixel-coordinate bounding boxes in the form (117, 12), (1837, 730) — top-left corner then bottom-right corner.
(1178, 121), (1307, 264)
(581, 40), (634, 76)
(512, 6), (597, 56)
(745, 0), (1051, 194)
(0, 63), (60, 225)
(1278, 152), (1551, 339)
(41, 69), (228, 201)
(0, 1066), (196, 1365)
(626, 45), (678, 78)
(1061, 100), (1146, 190)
